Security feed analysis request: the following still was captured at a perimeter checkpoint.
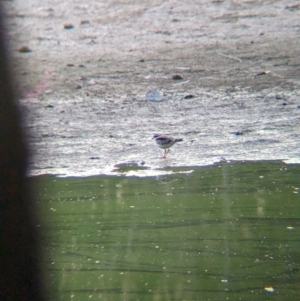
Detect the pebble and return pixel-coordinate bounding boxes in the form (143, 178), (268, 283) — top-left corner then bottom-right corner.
(64, 23), (74, 29)
(184, 94), (194, 99)
(172, 74), (183, 80)
(80, 20), (90, 26)
(18, 46), (31, 53)
(235, 131), (244, 136)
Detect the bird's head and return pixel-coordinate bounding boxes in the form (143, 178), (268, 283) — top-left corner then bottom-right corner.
(153, 134), (161, 139)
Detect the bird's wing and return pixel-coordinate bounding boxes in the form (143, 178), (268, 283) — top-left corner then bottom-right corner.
(156, 135), (174, 145)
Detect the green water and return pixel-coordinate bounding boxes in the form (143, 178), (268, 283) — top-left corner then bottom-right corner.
(34, 161), (300, 301)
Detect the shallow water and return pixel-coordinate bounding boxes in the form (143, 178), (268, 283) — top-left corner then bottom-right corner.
(34, 161), (300, 301)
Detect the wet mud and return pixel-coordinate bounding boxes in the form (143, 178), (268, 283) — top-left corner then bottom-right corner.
(5, 0), (300, 176)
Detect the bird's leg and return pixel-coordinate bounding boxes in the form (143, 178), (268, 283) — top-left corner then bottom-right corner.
(162, 149), (167, 159)
(165, 149), (170, 158)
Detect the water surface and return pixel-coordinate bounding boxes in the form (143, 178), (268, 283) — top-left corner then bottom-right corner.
(34, 161), (300, 300)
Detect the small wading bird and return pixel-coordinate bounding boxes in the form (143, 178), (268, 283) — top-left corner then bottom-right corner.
(153, 134), (183, 158)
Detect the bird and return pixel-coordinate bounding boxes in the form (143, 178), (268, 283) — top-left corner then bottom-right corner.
(152, 134), (183, 158)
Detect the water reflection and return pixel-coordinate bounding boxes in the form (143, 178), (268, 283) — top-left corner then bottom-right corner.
(34, 162), (300, 300)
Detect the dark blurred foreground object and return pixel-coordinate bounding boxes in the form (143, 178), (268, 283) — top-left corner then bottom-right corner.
(0, 5), (45, 301)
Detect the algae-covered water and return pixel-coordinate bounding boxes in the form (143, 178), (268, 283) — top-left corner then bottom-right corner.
(34, 161), (300, 301)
